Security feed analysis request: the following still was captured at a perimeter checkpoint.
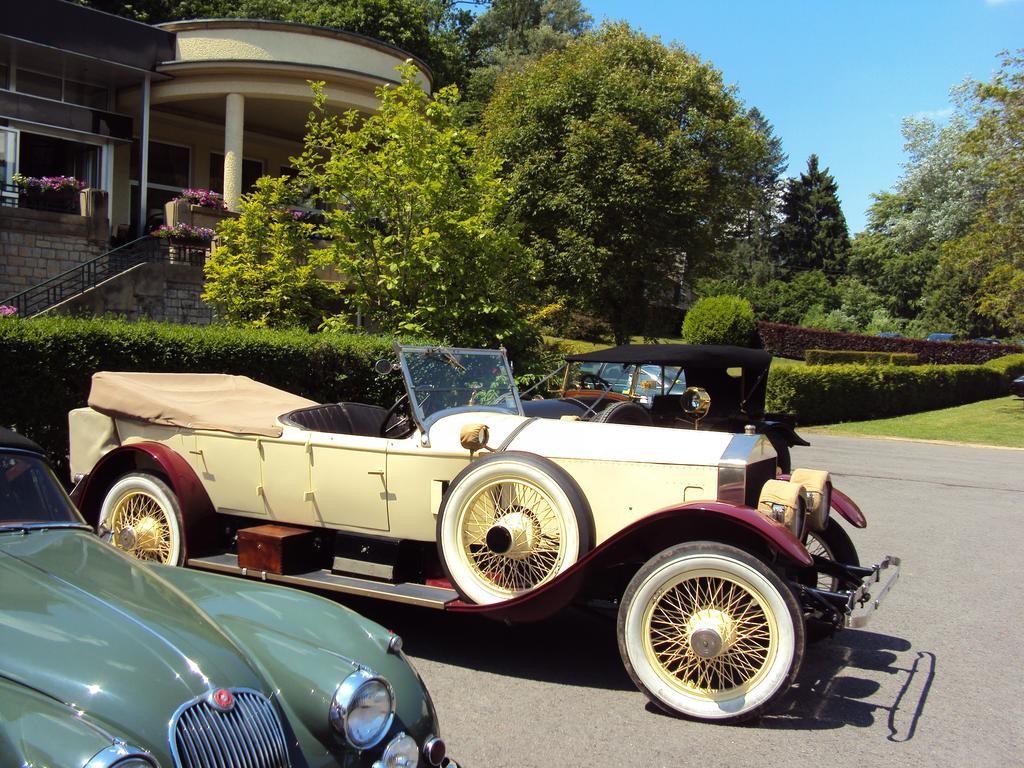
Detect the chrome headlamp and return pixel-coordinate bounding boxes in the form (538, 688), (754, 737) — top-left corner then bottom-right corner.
(373, 731), (420, 768)
(85, 745), (159, 768)
(330, 669), (395, 750)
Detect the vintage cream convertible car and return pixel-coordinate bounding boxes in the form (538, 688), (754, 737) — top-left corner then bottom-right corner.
(69, 345), (900, 723)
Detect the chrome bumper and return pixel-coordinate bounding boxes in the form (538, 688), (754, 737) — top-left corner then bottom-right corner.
(848, 555), (901, 628)
(795, 554), (902, 629)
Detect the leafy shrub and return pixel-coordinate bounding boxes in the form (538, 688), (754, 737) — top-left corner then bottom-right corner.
(0, 317), (414, 478)
(766, 363), (1007, 425)
(682, 295), (756, 347)
(805, 349), (919, 365)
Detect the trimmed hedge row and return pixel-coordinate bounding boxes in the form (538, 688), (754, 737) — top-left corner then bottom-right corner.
(805, 349), (918, 366)
(983, 353), (1024, 379)
(759, 321), (1020, 364)
(766, 363), (1008, 425)
(0, 317), (409, 478)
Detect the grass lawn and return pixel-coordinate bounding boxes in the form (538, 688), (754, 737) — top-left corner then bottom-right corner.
(807, 396), (1024, 449)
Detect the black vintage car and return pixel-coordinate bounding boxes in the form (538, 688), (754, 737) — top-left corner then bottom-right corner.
(523, 344), (809, 472)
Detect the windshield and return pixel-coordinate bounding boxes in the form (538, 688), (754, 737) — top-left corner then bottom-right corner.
(0, 452), (84, 526)
(398, 346), (524, 429)
(567, 362), (687, 403)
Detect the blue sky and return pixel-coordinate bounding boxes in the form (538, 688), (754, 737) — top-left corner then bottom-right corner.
(583, 0), (1024, 234)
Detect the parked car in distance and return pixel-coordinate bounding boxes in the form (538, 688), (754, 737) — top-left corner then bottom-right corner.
(522, 344), (809, 473)
(926, 332), (958, 342)
(1, 427), (456, 768)
(876, 331), (902, 338)
(67, 345), (900, 724)
(1011, 375), (1024, 398)
(971, 337), (1000, 345)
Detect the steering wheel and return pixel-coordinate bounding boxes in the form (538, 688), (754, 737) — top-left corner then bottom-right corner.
(380, 395), (413, 438)
(579, 372), (610, 390)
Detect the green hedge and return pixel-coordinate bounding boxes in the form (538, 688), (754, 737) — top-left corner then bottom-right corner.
(983, 353), (1024, 379)
(0, 317), (410, 477)
(805, 349), (919, 366)
(766, 363), (1008, 425)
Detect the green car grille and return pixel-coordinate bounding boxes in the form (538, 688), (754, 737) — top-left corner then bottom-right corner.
(170, 688), (290, 768)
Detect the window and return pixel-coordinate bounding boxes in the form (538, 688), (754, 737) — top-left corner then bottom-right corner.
(209, 152), (263, 195)
(130, 140), (191, 232)
(0, 128), (17, 203)
(18, 132), (101, 187)
(0, 63), (9, 90)
(64, 80), (109, 110)
(17, 69), (62, 101)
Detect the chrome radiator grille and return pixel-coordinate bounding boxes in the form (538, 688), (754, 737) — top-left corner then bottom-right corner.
(170, 688), (290, 768)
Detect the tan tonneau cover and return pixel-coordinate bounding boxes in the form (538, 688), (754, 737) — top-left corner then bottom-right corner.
(88, 371), (317, 437)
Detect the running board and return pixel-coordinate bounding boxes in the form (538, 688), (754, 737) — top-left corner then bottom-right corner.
(187, 553), (460, 609)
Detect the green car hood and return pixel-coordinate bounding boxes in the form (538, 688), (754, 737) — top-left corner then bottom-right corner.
(0, 528), (266, 759)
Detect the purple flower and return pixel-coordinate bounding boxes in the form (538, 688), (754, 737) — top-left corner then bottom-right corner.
(151, 223), (216, 242)
(12, 174), (85, 191)
(175, 188), (228, 210)
(0, 305), (17, 317)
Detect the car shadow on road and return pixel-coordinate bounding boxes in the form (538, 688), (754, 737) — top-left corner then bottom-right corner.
(333, 596), (635, 691)
(332, 594), (934, 737)
(760, 631), (935, 739)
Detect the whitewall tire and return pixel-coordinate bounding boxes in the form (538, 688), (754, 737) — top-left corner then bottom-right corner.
(98, 473), (184, 565)
(617, 542), (804, 722)
(437, 452), (592, 604)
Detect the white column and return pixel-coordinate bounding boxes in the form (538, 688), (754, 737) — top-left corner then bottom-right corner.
(223, 93), (245, 211)
(137, 74), (151, 237)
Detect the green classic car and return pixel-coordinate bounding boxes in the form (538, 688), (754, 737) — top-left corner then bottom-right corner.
(0, 427), (457, 768)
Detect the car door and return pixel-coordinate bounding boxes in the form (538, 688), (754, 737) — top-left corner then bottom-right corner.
(305, 432), (390, 532)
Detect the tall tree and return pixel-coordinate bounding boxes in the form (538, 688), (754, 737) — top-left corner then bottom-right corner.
(923, 52), (1024, 336)
(287, 66), (532, 345)
(459, 0), (592, 121)
(483, 22), (768, 343)
(774, 154), (851, 276)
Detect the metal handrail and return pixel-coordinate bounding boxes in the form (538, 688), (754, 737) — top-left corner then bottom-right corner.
(1, 236), (209, 317)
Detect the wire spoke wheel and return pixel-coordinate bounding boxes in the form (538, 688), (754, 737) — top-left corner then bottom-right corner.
(618, 542), (804, 722)
(460, 478), (566, 596)
(644, 569), (777, 700)
(438, 452), (592, 605)
(99, 473), (184, 566)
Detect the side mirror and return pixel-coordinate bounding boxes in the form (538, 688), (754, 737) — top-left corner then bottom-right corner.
(374, 358), (398, 375)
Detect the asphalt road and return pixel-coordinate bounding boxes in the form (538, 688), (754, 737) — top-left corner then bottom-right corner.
(342, 435), (1024, 768)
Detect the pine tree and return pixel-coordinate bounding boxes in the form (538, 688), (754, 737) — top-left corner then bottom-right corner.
(775, 154), (851, 277)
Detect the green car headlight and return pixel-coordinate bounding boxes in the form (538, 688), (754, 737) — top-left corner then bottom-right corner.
(377, 732), (419, 768)
(84, 746), (159, 768)
(330, 669), (395, 750)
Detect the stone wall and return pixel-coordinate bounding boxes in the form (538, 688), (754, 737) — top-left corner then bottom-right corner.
(0, 206), (107, 301)
(47, 262), (213, 325)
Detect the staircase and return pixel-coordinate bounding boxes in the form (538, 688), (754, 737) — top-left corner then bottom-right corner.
(2, 237), (208, 317)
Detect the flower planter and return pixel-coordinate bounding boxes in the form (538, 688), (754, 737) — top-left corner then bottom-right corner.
(18, 187), (80, 214)
(164, 198), (236, 232)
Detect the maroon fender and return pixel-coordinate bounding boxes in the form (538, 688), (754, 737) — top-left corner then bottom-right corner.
(73, 442), (219, 559)
(447, 501), (812, 623)
(778, 473), (867, 529)
(829, 487), (867, 528)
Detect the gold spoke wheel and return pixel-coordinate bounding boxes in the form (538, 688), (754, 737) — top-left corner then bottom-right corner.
(459, 478), (566, 597)
(107, 490), (173, 562)
(438, 454), (592, 605)
(643, 569), (777, 701)
(99, 473), (183, 566)
(618, 542), (803, 722)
